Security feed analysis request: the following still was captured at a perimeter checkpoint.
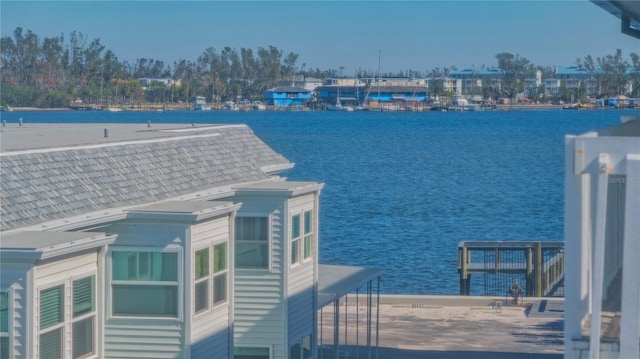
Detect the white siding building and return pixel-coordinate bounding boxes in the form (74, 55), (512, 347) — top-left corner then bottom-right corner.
(564, 118), (640, 359)
(1, 231), (116, 359)
(0, 123), (332, 359)
(544, 78), (561, 96)
(231, 182), (322, 359)
(102, 201), (240, 358)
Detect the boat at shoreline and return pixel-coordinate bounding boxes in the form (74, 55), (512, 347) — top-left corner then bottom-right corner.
(252, 101), (266, 110)
(327, 102), (354, 112)
(326, 87), (354, 112)
(194, 96), (211, 111)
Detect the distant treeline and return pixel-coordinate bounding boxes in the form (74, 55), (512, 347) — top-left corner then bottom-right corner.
(1, 27), (639, 107)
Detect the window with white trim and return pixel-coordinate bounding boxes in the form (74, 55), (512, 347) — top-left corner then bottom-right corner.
(213, 242), (227, 305)
(1, 291), (9, 359)
(235, 217), (269, 269)
(112, 251), (178, 317)
(194, 242), (228, 314)
(38, 276), (96, 359)
(291, 210), (314, 266)
(194, 248), (210, 313)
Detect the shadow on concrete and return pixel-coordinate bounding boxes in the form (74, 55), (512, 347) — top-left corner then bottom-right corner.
(321, 346), (563, 359)
(512, 319), (565, 348)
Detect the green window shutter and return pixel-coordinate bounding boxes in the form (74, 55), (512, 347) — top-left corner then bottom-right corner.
(0, 292), (8, 332)
(73, 276), (95, 317)
(40, 285), (63, 329)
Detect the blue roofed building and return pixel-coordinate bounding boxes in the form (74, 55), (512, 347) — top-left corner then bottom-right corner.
(314, 77), (429, 110)
(265, 86), (312, 108)
(554, 66), (592, 80)
(554, 66), (598, 96)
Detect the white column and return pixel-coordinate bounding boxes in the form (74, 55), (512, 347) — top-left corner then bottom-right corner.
(564, 136), (587, 357)
(589, 153), (609, 359)
(620, 154), (640, 358)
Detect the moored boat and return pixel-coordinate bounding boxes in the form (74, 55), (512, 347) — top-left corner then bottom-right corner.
(326, 101), (354, 112)
(252, 101), (266, 110)
(194, 96), (211, 110)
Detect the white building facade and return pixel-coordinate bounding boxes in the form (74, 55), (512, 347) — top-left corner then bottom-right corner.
(0, 123), (324, 359)
(564, 118), (640, 359)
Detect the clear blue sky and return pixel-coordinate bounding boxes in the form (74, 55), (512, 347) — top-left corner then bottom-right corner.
(1, 1), (638, 75)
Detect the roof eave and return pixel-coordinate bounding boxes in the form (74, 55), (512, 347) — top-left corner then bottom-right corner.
(261, 162), (295, 175)
(0, 233), (117, 262)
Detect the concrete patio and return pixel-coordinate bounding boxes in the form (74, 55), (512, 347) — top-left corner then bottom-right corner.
(318, 295), (564, 359)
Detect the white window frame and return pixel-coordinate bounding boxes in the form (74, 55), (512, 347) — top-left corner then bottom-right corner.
(291, 209), (314, 267)
(193, 241), (229, 316)
(37, 274), (98, 359)
(108, 246), (183, 320)
(235, 214), (271, 271)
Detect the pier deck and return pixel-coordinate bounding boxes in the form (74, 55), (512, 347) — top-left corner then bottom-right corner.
(458, 241), (565, 297)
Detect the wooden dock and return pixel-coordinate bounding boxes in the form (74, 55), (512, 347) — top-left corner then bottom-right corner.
(458, 241), (564, 297)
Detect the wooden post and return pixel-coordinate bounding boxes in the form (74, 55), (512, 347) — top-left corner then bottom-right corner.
(460, 246), (469, 295)
(535, 242), (542, 297)
(465, 275), (471, 296)
(526, 248), (533, 296)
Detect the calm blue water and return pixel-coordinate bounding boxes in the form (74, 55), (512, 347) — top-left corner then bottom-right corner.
(2, 109), (635, 294)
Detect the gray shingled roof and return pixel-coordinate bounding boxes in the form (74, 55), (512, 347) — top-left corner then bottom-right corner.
(1, 124), (291, 231)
